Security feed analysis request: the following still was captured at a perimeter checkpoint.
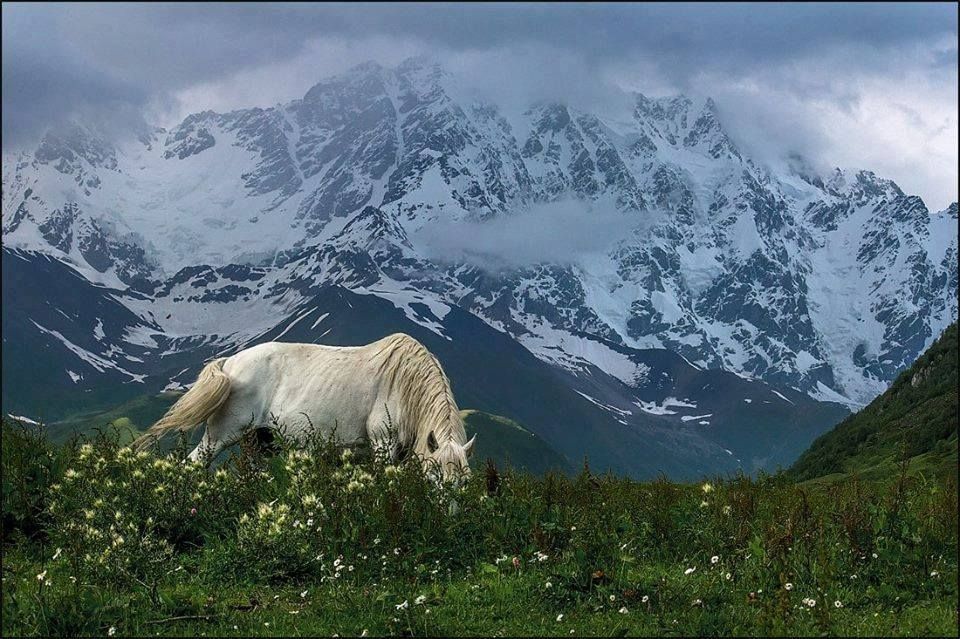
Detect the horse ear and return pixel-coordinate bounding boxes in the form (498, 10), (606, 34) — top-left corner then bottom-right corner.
(463, 435), (476, 457)
(427, 430), (439, 452)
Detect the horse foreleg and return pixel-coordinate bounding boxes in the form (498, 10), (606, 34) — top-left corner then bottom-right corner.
(366, 404), (401, 464)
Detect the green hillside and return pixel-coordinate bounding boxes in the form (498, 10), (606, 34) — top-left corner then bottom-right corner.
(461, 410), (574, 474)
(43, 391), (179, 444)
(791, 322), (958, 483)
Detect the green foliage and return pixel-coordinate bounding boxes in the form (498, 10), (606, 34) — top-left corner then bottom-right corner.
(791, 322), (959, 482)
(2, 420), (957, 637)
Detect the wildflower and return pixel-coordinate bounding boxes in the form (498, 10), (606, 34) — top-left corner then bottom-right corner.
(609, 595), (616, 602)
(52, 548), (62, 560)
(722, 505), (732, 515)
(702, 483), (714, 494)
(36, 570), (47, 582)
(711, 555), (719, 564)
(684, 567), (696, 575)
(785, 583), (793, 591)
(641, 595), (649, 603)
(64, 469), (79, 481)
(394, 547), (400, 555)
(190, 507), (197, 516)
(834, 600), (843, 608)
(300, 590), (308, 598)
(348, 565), (354, 572)
(556, 614), (564, 622)
(414, 595), (427, 605)
(692, 599), (702, 606)
(699, 500), (709, 508)
(802, 598), (816, 608)
(545, 581), (553, 589)
(108, 627), (116, 636)
(725, 573), (732, 581)
(396, 600), (409, 611)
(931, 571), (940, 577)
(534, 551), (549, 562)
(512, 556), (520, 569)
(618, 606), (629, 614)
(850, 574), (858, 580)
(570, 526), (576, 531)
(872, 553), (878, 559)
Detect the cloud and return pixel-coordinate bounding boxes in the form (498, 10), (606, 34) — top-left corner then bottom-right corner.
(2, 3), (956, 207)
(412, 199), (662, 271)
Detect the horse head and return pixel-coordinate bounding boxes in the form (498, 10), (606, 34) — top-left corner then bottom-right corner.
(422, 430), (476, 486)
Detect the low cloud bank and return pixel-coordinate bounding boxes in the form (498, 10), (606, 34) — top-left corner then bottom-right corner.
(412, 199), (662, 271)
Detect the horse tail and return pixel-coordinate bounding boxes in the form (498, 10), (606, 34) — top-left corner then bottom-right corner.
(133, 358), (231, 451)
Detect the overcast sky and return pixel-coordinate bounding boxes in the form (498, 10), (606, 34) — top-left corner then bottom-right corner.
(2, 2), (957, 209)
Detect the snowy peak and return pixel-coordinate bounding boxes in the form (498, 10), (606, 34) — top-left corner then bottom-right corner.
(2, 56), (956, 412)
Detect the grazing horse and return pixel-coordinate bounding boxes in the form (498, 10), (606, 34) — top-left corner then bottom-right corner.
(133, 333), (475, 482)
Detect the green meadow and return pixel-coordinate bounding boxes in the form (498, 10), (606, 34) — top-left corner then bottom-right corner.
(2, 419), (956, 637)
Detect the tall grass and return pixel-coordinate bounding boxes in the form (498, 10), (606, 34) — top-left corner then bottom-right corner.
(2, 418), (957, 636)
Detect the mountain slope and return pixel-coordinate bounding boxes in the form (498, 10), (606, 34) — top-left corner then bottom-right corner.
(791, 322), (958, 482)
(461, 410), (574, 474)
(2, 249), (848, 479)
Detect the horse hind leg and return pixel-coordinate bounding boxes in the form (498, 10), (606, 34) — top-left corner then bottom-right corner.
(186, 412), (247, 465)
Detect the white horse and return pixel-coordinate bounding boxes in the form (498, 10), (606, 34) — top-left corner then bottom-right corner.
(134, 333), (475, 482)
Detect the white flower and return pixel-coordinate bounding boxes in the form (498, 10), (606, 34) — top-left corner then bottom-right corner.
(803, 598), (816, 608)
(36, 570), (47, 582)
(641, 595), (649, 603)
(834, 600), (843, 608)
(52, 548), (62, 560)
(684, 567), (696, 575)
(609, 595), (616, 602)
(300, 590), (308, 598)
(394, 547), (400, 555)
(692, 599), (702, 606)
(108, 627), (116, 636)
(699, 500), (709, 508)
(618, 606), (629, 614)
(556, 614), (564, 622)
(725, 573), (732, 581)
(396, 600), (409, 610)
(414, 595), (427, 605)
(702, 482), (714, 493)
(711, 555), (719, 564)
(545, 581), (553, 589)
(722, 505), (732, 515)
(930, 571), (940, 577)
(785, 583), (793, 591)
(872, 553), (878, 559)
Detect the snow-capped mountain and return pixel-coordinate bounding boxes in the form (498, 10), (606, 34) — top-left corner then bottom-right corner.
(2, 58), (955, 475)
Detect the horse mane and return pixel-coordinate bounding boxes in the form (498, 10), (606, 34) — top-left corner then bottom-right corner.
(371, 333), (466, 455)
